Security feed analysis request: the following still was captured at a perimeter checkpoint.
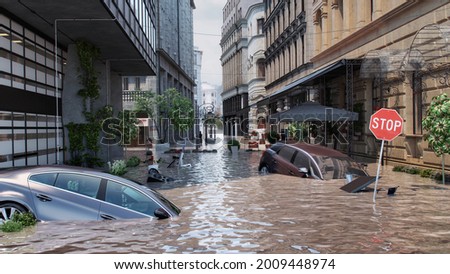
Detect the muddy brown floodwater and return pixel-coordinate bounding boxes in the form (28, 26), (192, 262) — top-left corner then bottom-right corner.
(1, 151), (450, 254)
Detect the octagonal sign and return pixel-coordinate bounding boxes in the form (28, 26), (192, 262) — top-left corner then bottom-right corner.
(369, 108), (403, 141)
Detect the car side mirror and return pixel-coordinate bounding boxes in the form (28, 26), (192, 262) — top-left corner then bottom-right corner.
(299, 167), (309, 177)
(154, 208), (170, 219)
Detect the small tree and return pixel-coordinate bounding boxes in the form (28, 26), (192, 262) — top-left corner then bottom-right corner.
(134, 90), (161, 141)
(157, 88), (195, 142)
(422, 93), (450, 184)
(134, 88), (194, 143)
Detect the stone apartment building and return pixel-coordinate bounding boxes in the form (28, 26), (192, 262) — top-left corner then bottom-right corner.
(221, 0), (265, 137)
(222, 0), (450, 170)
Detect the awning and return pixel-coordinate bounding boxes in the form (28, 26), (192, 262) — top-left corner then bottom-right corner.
(256, 59), (348, 106)
(271, 60), (347, 97)
(270, 101), (358, 122)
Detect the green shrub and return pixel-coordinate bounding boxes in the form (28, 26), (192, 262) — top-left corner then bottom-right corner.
(1, 221), (23, 232)
(392, 165), (406, 172)
(12, 212), (37, 227)
(405, 167), (421, 175)
(227, 139), (240, 151)
(0, 212), (36, 233)
(420, 169), (433, 178)
(126, 156), (141, 167)
(109, 160), (127, 176)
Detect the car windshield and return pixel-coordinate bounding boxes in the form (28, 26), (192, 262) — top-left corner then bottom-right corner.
(312, 155), (363, 180)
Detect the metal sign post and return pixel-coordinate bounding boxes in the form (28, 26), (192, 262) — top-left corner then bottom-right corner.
(369, 108), (404, 203)
(373, 140), (385, 202)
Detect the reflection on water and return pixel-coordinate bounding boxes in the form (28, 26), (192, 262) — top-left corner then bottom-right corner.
(1, 149), (450, 254)
(132, 147), (264, 189)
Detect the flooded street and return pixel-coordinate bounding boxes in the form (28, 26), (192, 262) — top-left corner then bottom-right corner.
(1, 147), (450, 254)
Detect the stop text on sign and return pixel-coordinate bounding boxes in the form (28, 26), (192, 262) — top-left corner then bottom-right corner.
(370, 117), (402, 131)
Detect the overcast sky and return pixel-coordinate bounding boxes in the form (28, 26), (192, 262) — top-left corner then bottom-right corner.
(193, 0), (226, 87)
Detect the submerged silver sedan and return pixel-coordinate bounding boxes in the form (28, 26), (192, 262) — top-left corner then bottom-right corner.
(0, 165), (180, 224)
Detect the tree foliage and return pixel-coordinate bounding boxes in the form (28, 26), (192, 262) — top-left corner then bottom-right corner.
(134, 88), (194, 140)
(422, 93), (450, 156)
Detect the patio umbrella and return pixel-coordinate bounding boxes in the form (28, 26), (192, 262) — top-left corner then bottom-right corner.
(270, 101), (359, 122)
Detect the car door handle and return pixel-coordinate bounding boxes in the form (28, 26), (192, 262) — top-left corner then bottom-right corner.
(100, 214), (116, 220)
(35, 194), (52, 202)
(289, 170), (294, 175)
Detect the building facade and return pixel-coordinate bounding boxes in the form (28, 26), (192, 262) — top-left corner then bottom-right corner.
(221, 0), (264, 137)
(156, 0), (196, 143)
(1, 0), (158, 168)
(245, 2), (266, 135)
(260, 0), (450, 170)
(120, 0), (197, 145)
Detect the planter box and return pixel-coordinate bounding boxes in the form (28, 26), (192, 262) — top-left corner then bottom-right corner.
(248, 141), (258, 149)
(230, 145), (239, 154)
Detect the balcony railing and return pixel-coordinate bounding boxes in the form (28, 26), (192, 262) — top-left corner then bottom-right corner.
(122, 90), (147, 102)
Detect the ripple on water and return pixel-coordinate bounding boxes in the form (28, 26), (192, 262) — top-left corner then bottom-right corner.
(2, 162), (450, 253)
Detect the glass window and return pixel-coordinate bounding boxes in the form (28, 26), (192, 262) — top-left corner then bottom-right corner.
(278, 146), (296, 162)
(24, 38), (35, 60)
(135, 77), (140, 90)
(55, 173), (101, 198)
(0, 49), (11, 73)
(29, 173), (57, 186)
(11, 54), (24, 77)
(257, 18), (264, 34)
(123, 77), (129, 90)
(0, 26), (11, 50)
(105, 180), (159, 216)
(0, 72), (11, 86)
(11, 32), (23, 55)
(25, 59), (36, 80)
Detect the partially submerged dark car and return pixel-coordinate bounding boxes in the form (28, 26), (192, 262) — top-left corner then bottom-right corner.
(259, 143), (368, 180)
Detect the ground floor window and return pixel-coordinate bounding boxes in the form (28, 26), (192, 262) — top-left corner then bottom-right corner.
(0, 111), (62, 168)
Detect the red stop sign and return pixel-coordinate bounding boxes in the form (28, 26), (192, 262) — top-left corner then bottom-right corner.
(369, 108), (403, 141)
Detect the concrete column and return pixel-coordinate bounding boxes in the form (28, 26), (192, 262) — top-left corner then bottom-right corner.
(372, 0), (383, 20)
(313, 12), (322, 55)
(357, 0), (372, 28)
(62, 44), (85, 163)
(331, 1), (342, 45)
(342, 0), (352, 38)
(321, 8), (329, 50)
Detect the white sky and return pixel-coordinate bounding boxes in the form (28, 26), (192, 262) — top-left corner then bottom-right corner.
(193, 0), (226, 86)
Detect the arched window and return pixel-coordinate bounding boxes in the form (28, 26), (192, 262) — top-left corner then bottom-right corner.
(256, 59), (265, 78)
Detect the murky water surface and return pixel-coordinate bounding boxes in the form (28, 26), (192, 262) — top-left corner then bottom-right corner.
(1, 147), (450, 254)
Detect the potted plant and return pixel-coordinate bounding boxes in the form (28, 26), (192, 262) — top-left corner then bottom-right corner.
(227, 139), (240, 153)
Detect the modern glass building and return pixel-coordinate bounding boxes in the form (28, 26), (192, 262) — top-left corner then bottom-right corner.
(0, 0), (158, 168)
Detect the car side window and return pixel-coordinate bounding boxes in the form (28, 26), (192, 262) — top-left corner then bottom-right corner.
(105, 180), (159, 216)
(278, 146), (296, 162)
(29, 173), (58, 186)
(293, 151), (311, 168)
(54, 173), (101, 198)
